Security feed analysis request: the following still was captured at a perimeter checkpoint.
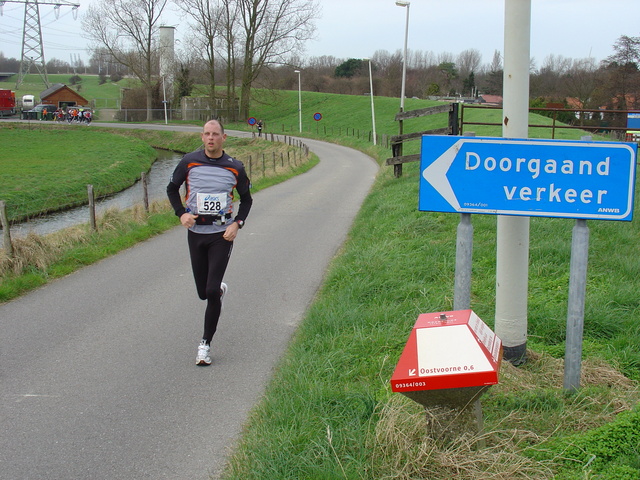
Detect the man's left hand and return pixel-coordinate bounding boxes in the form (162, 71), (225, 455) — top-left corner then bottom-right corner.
(223, 222), (240, 242)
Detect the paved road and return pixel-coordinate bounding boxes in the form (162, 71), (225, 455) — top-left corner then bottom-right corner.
(0, 129), (379, 479)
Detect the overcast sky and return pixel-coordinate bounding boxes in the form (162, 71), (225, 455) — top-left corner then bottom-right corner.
(0, 0), (638, 70)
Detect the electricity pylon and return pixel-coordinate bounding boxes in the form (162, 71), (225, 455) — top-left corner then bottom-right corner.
(0, 0), (80, 88)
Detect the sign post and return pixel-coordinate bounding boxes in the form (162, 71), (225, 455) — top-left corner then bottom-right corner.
(564, 219), (589, 391)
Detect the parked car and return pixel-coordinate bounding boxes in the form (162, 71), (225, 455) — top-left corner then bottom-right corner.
(22, 104), (55, 120)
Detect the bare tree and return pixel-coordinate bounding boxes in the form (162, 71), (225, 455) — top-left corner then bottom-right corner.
(373, 50), (403, 98)
(481, 50), (503, 95)
(236, 0), (320, 120)
(603, 35), (640, 109)
(412, 50), (437, 70)
(220, 0), (240, 117)
(457, 49), (482, 78)
(82, 0), (169, 121)
(606, 34), (640, 66)
(531, 54), (571, 99)
(175, 0), (226, 107)
(563, 57), (602, 112)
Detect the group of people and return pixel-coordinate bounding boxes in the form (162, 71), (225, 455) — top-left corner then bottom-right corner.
(41, 107), (92, 123)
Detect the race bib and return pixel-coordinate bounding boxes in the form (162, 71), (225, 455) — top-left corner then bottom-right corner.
(196, 192), (227, 214)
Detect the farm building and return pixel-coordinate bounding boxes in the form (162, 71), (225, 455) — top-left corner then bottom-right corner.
(39, 83), (89, 109)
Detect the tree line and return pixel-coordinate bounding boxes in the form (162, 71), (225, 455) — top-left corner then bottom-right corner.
(2, 0), (639, 124)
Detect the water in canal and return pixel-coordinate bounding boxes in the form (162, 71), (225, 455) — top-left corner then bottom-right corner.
(7, 149), (183, 238)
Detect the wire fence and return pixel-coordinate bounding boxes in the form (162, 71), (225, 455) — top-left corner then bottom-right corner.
(272, 123), (391, 149)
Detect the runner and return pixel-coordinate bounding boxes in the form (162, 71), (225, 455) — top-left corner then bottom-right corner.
(166, 119), (253, 366)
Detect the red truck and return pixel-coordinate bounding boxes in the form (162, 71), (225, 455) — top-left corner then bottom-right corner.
(0, 89), (17, 116)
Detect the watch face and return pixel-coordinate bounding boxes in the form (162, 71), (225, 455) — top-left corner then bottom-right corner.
(237, 220), (244, 228)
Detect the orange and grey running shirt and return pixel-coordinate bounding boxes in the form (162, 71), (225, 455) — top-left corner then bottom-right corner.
(167, 149), (252, 234)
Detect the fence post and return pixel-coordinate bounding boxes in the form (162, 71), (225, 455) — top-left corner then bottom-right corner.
(88, 184), (96, 231)
(248, 155), (252, 178)
(141, 172), (149, 213)
(449, 103), (460, 135)
(0, 200), (14, 258)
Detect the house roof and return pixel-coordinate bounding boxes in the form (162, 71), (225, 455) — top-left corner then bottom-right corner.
(40, 83), (67, 99)
(480, 94), (503, 105)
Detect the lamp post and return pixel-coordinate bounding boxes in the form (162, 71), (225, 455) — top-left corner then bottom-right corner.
(394, 0), (410, 177)
(364, 58), (377, 145)
(294, 69), (302, 133)
(395, 0), (410, 111)
(162, 75), (168, 125)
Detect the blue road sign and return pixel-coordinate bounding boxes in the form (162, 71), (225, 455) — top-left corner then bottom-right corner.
(628, 113), (640, 130)
(419, 136), (637, 221)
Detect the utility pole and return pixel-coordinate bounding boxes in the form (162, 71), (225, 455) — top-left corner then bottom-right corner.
(0, 0), (80, 88)
(495, 0), (531, 366)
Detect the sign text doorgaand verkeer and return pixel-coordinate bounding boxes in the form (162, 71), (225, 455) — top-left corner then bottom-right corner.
(419, 136), (638, 221)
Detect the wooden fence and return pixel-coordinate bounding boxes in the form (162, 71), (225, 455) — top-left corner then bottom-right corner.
(1, 134), (310, 258)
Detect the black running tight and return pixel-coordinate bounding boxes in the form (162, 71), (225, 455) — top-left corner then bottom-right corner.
(187, 230), (233, 343)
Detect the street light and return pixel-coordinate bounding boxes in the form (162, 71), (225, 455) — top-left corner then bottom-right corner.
(395, 0), (410, 111)
(294, 69), (302, 133)
(162, 75), (168, 125)
(394, 0), (410, 177)
(364, 58), (377, 145)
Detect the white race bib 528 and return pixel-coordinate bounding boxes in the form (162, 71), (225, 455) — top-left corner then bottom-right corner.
(196, 192), (227, 214)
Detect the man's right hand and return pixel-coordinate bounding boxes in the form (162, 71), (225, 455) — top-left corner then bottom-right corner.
(180, 212), (198, 228)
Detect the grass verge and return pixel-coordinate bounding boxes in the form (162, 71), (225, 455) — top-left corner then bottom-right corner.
(220, 157), (640, 479)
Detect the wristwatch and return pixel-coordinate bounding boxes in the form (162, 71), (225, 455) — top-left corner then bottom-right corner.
(236, 219), (245, 229)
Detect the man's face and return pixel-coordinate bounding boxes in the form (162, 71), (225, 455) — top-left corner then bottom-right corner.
(201, 121), (226, 157)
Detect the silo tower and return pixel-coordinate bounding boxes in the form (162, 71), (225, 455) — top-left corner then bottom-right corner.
(159, 26), (175, 94)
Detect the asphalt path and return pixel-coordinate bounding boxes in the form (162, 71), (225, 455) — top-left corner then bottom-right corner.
(0, 126), (379, 479)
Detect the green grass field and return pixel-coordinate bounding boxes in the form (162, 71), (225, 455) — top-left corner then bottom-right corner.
(1, 79), (638, 478)
(0, 124), (157, 221)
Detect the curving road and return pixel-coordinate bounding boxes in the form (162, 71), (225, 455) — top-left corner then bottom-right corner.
(0, 127), (379, 479)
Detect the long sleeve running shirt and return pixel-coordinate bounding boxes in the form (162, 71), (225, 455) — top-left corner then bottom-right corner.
(167, 149), (253, 234)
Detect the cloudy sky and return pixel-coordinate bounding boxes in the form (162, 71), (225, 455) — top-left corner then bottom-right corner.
(0, 0), (638, 69)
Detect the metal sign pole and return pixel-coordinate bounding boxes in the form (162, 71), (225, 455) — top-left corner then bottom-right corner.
(563, 219), (589, 391)
(454, 132), (475, 311)
(454, 213), (473, 311)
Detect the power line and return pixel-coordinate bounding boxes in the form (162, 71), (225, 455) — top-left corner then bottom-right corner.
(0, 0), (80, 88)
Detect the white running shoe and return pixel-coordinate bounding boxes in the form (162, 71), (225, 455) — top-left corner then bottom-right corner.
(196, 340), (211, 366)
(220, 282), (228, 310)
